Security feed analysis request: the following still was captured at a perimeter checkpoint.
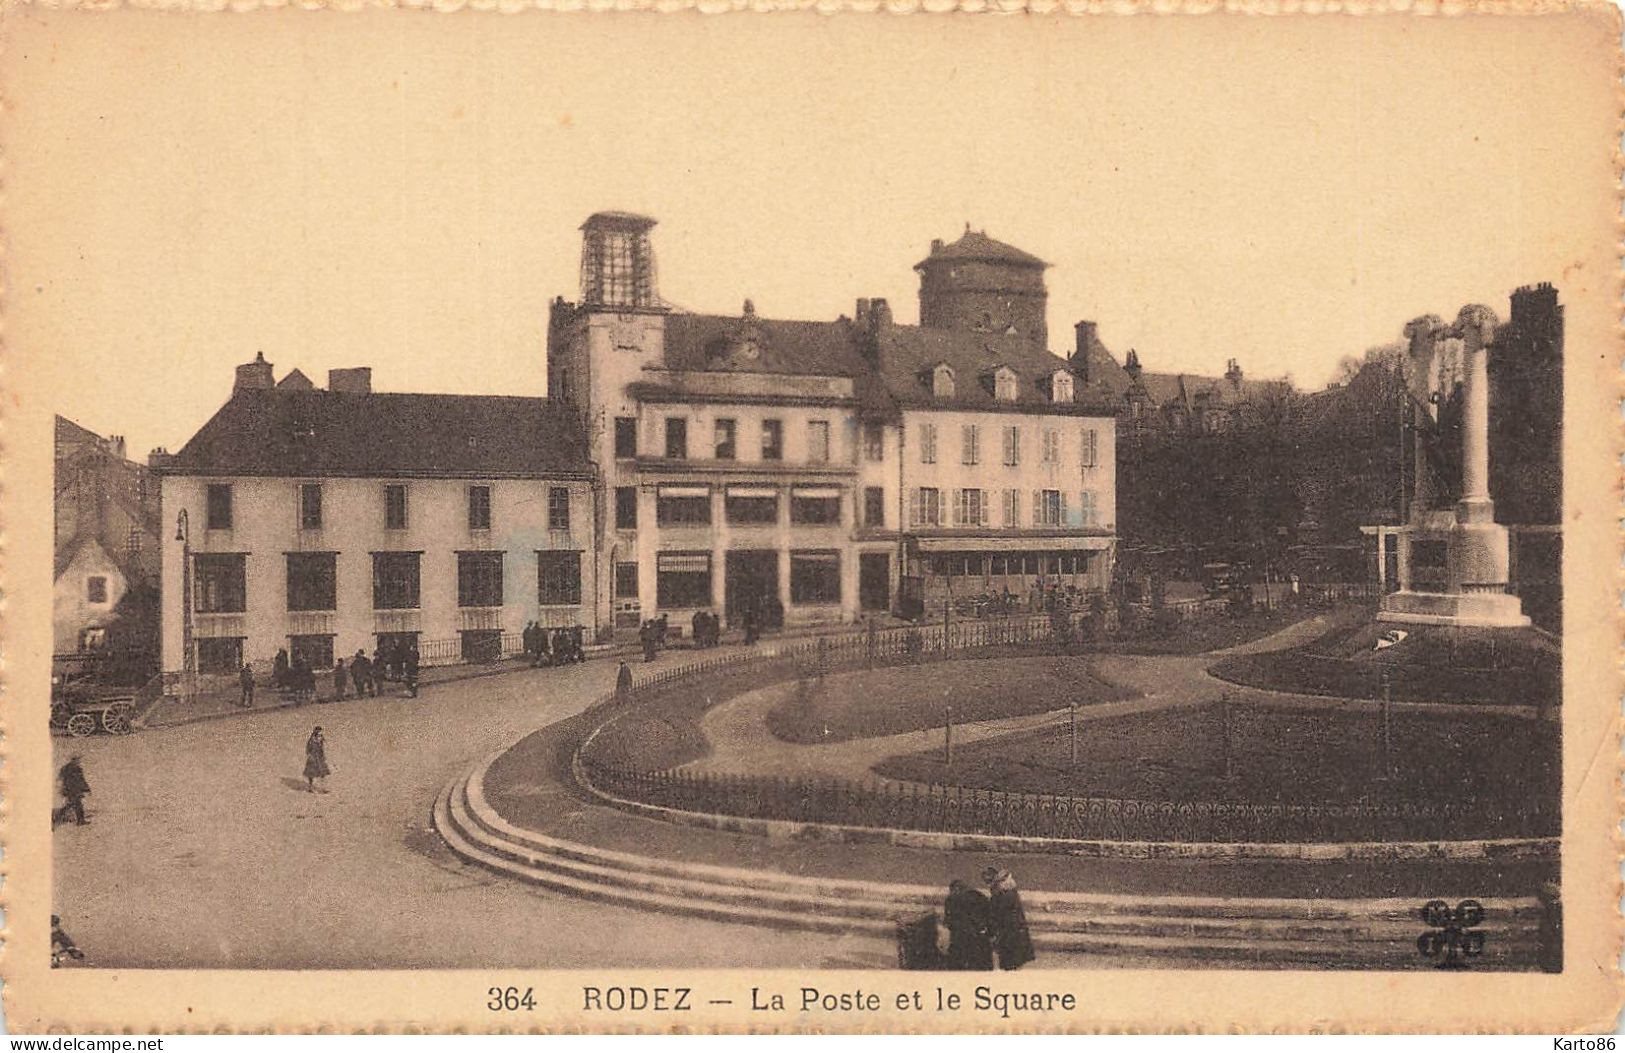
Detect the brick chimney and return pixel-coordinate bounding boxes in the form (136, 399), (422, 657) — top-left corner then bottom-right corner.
(1073, 321), (1099, 384)
(1225, 358), (1243, 390)
(328, 367), (373, 395)
(234, 352), (274, 392)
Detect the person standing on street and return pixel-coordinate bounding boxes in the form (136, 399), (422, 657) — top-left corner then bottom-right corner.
(943, 879), (994, 970)
(332, 657), (347, 702)
(404, 642), (420, 698)
(238, 661), (255, 708)
(616, 660), (633, 698)
(303, 726), (331, 793)
(51, 915), (85, 966)
(350, 649), (370, 699)
(981, 867), (1035, 970)
(57, 755), (91, 826)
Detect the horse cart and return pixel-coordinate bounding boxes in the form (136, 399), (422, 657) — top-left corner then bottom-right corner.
(50, 692), (137, 737)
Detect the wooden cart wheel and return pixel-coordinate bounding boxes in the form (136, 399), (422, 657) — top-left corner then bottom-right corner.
(51, 702), (73, 730)
(66, 713), (97, 737)
(101, 701), (135, 735)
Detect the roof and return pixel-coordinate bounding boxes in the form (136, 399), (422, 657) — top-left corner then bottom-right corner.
(915, 229), (1048, 270)
(165, 390), (591, 479)
(55, 415), (105, 449)
(582, 211), (657, 232)
(662, 313), (872, 378)
(872, 325), (1110, 414)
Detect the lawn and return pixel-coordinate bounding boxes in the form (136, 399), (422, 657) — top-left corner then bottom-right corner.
(764, 656), (1136, 744)
(874, 700), (1558, 836)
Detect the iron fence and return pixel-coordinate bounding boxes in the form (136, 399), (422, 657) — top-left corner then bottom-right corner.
(582, 761), (1556, 844)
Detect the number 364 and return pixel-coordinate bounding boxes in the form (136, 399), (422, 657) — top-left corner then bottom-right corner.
(488, 987), (537, 1012)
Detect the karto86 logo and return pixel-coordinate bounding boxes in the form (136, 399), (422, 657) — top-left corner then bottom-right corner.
(1416, 899), (1485, 969)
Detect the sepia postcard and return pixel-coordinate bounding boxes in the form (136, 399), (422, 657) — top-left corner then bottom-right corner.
(1, 4), (1620, 1034)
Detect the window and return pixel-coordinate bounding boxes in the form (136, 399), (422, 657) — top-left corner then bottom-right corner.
(994, 368), (1019, 402)
(656, 489), (711, 526)
(289, 634), (334, 670)
(385, 484), (408, 530)
(807, 420), (831, 463)
(537, 551), (582, 606)
(1052, 372), (1074, 403)
(790, 551), (841, 604)
(614, 417), (638, 459)
(614, 486), (638, 530)
(195, 553), (247, 612)
(468, 485), (492, 530)
(1081, 427), (1099, 468)
(919, 423), (937, 464)
(125, 527), (144, 558)
(1041, 428), (1060, 464)
(863, 422), (885, 462)
(726, 490), (778, 525)
(931, 365), (956, 399)
(548, 487), (571, 531)
(1002, 488), (1020, 528)
(299, 483), (323, 530)
(761, 419), (784, 461)
(955, 488), (989, 527)
(714, 418), (737, 460)
(457, 551), (504, 607)
(790, 490), (842, 525)
(665, 418), (688, 459)
(911, 487), (943, 527)
(1034, 489), (1065, 527)
(372, 552), (421, 609)
(205, 483), (233, 530)
(286, 552), (337, 611)
(86, 576), (108, 604)
(961, 424), (980, 465)
(863, 486), (885, 527)
(1003, 426), (1021, 467)
(197, 637), (243, 675)
(656, 551), (712, 608)
(1078, 490), (1099, 527)
(614, 561), (639, 599)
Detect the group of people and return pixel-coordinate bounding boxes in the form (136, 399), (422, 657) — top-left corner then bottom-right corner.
(689, 610), (722, 649)
(249, 641), (422, 708)
(940, 867), (1036, 971)
(522, 623), (586, 667)
(637, 614), (671, 662)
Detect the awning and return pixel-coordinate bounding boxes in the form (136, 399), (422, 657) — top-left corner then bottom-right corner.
(656, 552), (712, 572)
(727, 486), (779, 499)
(791, 486), (843, 499)
(914, 535), (1114, 553)
(657, 485), (710, 499)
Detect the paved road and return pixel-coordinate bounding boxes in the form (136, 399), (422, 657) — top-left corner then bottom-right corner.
(52, 649), (888, 970)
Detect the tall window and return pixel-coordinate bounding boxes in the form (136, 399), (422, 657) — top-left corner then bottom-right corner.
(919, 423), (937, 464)
(994, 369), (1019, 401)
(1002, 426), (1021, 467)
(457, 551), (504, 607)
(286, 553), (337, 611)
(548, 487), (571, 531)
(790, 551), (841, 604)
(615, 486), (638, 530)
(614, 562), (639, 599)
(194, 554), (246, 612)
(863, 486), (885, 527)
(714, 418), (737, 460)
(86, 576), (108, 604)
(955, 488), (989, 527)
(863, 422), (885, 462)
(1002, 488), (1020, 527)
(911, 487), (943, 527)
(289, 635), (335, 670)
(761, 419), (784, 461)
(467, 485), (492, 530)
(537, 551), (582, 606)
(961, 424), (980, 465)
(384, 484), (408, 530)
(807, 420), (831, 463)
(372, 552), (421, 609)
(656, 552), (712, 608)
(1052, 372), (1074, 403)
(614, 417), (638, 459)
(1035, 489), (1064, 527)
(205, 483), (233, 530)
(1078, 490), (1099, 527)
(1081, 427), (1099, 468)
(665, 418), (688, 459)
(299, 484), (323, 530)
(1041, 428), (1060, 464)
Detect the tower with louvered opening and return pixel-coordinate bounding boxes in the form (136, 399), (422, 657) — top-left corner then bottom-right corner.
(579, 212), (661, 310)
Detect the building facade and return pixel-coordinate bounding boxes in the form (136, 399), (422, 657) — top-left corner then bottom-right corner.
(547, 214), (1119, 638)
(157, 366), (594, 677)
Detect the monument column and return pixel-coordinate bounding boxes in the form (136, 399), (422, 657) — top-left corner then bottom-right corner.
(1457, 306), (1494, 525)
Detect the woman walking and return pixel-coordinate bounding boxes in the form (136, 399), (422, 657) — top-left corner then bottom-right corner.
(982, 867), (1036, 970)
(303, 726), (331, 793)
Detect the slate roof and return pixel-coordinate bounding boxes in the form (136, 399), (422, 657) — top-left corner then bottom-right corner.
(662, 313), (870, 377)
(165, 389), (591, 478)
(916, 230), (1048, 270)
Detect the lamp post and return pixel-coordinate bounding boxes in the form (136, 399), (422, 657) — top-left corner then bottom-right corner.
(175, 509), (195, 703)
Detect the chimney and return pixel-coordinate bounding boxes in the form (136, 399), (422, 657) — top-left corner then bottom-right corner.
(930, 238), (944, 255)
(108, 435), (127, 460)
(870, 298), (892, 331)
(854, 298), (871, 330)
(1125, 348), (1143, 381)
(1225, 358), (1243, 389)
(328, 367), (373, 395)
(234, 351), (274, 393)
(1073, 321), (1098, 384)
(147, 447), (173, 470)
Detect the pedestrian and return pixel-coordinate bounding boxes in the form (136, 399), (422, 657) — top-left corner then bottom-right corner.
(616, 660), (633, 698)
(238, 661), (255, 708)
(51, 915), (85, 967)
(291, 655), (312, 704)
(370, 648), (385, 695)
(350, 649), (370, 698)
(272, 648), (290, 690)
(657, 613), (669, 648)
(303, 726), (331, 793)
(332, 657), (347, 702)
(981, 867), (1036, 970)
(943, 879), (994, 970)
(536, 625), (552, 667)
(640, 620), (657, 663)
(691, 610), (705, 648)
(56, 755), (91, 826)
(404, 643), (420, 698)
(571, 625), (586, 662)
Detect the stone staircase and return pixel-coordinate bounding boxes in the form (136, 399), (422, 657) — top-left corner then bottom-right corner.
(433, 755), (1545, 969)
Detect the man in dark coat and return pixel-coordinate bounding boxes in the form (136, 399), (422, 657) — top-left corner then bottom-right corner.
(239, 661), (255, 708)
(982, 867), (1036, 970)
(350, 649), (371, 699)
(691, 610), (705, 648)
(57, 756), (91, 826)
(639, 620), (657, 663)
(332, 657), (346, 702)
(403, 644), (420, 698)
(943, 880), (994, 970)
(272, 648), (290, 689)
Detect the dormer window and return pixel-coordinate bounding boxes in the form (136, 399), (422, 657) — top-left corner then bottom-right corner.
(1051, 370), (1074, 403)
(992, 366), (1019, 402)
(931, 364), (956, 399)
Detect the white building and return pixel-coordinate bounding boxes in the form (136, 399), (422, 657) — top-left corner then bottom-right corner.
(547, 213), (1118, 637)
(157, 361), (595, 676)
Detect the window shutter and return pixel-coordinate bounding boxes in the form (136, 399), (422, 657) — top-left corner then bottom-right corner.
(1060, 491), (1070, 527)
(1031, 490), (1042, 527)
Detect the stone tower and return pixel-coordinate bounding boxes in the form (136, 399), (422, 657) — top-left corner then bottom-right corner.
(915, 226), (1050, 351)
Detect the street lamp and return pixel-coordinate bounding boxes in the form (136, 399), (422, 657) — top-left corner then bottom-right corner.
(175, 509), (196, 702)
